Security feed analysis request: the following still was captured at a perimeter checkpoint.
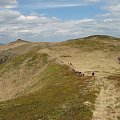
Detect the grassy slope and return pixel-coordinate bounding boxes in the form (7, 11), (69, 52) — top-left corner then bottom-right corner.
(108, 73), (120, 89)
(0, 35), (120, 120)
(0, 46), (49, 100)
(0, 43), (98, 120)
(0, 56), (98, 120)
(60, 35), (120, 52)
(107, 74), (120, 120)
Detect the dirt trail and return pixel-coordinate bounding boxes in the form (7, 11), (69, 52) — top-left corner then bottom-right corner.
(92, 76), (120, 120)
(39, 47), (120, 120)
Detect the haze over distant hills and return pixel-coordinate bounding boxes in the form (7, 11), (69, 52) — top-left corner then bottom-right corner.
(0, 35), (120, 120)
(0, 43), (4, 45)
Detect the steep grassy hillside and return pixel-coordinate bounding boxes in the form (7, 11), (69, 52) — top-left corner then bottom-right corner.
(0, 40), (99, 120)
(0, 63), (98, 120)
(0, 35), (120, 120)
(0, 45), (50, 101)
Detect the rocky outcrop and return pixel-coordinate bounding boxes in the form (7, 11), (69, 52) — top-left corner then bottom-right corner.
(0, 49), (14, 64)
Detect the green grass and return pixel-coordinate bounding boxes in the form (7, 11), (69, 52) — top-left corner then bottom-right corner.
(0, 42), (102, 120)
(61, 38), (105, 51)
(26, 52), (48, 67)
(0, 48), (48, 76)
(0, 63), (98, 120)
(107, 74), (120, 88)
(60, 37), (120, 52)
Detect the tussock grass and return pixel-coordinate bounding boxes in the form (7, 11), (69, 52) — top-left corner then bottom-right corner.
(0, 63), (98, 120)
(107, 73), (120, 117)
(60, 37), (120, 52)
(107, 74), (120, 88)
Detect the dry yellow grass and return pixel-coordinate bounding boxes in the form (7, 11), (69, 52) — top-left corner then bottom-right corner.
(0, 35), (120, 120)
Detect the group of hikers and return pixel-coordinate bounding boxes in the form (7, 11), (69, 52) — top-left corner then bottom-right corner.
(68, 62), (95, 77)
(72, 68), (95, 77)
(72, 69), (84, 76)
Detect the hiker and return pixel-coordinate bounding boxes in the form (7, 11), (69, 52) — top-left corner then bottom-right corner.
(92, 72), (95, 76)
(72, 69), (75, 72)
(118, 57), (120, 64)
(79, 72), (82, 74)
(82, 74), (85, 76)
(79, 72), (82, 77)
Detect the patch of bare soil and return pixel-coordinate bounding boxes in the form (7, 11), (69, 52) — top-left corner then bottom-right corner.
(92, 77), (120, 120)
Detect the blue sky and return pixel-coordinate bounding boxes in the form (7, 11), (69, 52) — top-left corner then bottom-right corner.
(0, 0), (120, 43)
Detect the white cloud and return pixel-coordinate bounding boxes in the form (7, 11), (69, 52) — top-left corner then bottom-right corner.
(0, 9), (120, 43)
(23, 3), (85, 9)
(95, 0), (120, 36)
(104, 19), (113, 22)
(0, 9), (97, 42)
(0, 10), (20, 22)
(86, 0), (100, 2)
(1, 5), (16, 9)
(0, 0), (17, 9)
(44, 3), (84, 8)
(21, 0), (101, 9)
(107, 4), (120, 12)
(0, 0), (120, 43)
(0, 0), (17, 4)
(17, 15), (39, 21)
(102, 0), (120, 17)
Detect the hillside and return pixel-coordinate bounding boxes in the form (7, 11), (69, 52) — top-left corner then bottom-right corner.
(0, 35), (120, 120)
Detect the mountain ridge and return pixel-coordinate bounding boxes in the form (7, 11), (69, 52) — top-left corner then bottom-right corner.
(0, 35), (120, 120)
(4, 35), (120, 45)
(9, 39), (31, 44)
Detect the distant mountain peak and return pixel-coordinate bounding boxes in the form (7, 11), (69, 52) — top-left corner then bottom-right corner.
(16, 39), (30, 43)
(9, 39), (30, 45)
(85, 35), (117, 39)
